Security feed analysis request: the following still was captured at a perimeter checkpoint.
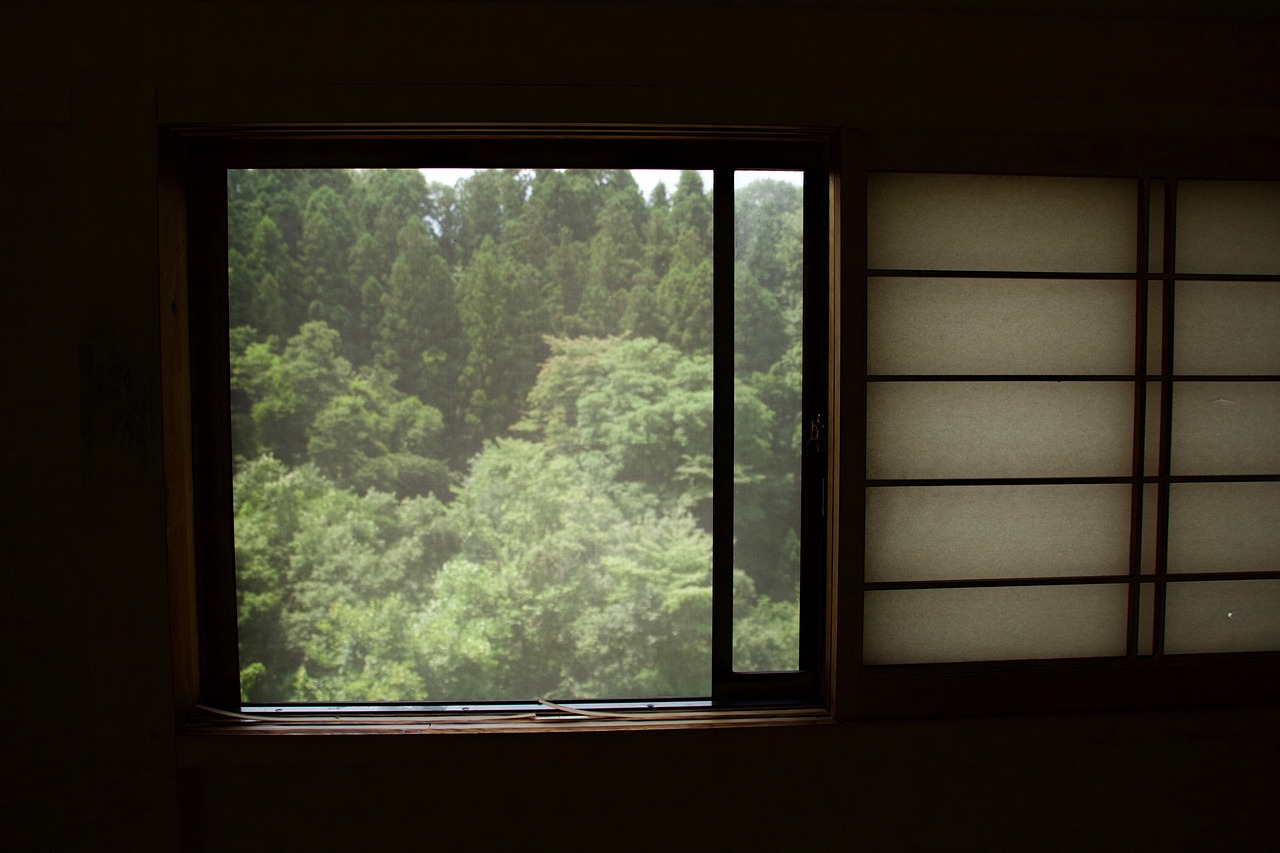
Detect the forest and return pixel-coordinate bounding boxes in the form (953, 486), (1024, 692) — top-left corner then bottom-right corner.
(228, 166), (806, 703)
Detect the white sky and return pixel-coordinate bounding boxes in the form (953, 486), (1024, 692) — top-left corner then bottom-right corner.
(418, 168), (802, 201)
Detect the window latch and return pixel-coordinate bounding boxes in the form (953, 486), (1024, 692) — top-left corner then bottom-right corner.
(805, 413), (825, 459)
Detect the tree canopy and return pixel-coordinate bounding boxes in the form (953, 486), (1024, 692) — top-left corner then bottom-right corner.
(227, 167), (805, 702)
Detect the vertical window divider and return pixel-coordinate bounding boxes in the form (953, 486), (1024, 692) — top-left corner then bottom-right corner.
(1127, 177), (1150, 658)
(1153, 178), (1177, 656)
(711, 166), (735, 697)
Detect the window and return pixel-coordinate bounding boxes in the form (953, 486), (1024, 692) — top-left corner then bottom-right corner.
(163, 128), (1278, 729)
(856, 163), (1280, 717)
(170, 130), (832, 722)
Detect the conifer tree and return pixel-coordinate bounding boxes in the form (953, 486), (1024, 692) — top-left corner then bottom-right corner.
(355, 169), (432, 271)
(671, 170), (712, 251)
(248, 215), (300, 333)
(458, 169), (527, 262)
(644, 181), (675, 280)
(299, 185), (359, 340)
(375, 220), (461, 417)
(656, 228), (713, 353)
(576, 195), (644, 336)
(457, 237), (548, 449)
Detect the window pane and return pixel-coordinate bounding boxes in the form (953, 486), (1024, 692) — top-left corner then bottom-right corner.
(867, 381), (1133, 479)
(866, 484), (1130, 582)
(1168, 482), (1280, 573)
(868, 278), (1135, 375)
(733, 170), (804, 672)
(1171, 382), (1280, 475)
(1176, 180), (1280, 275)
(1174, 282), (1280, 375)
(228, 167), (719, 703)
(863, 584), (1128, 664)
(1165, 580), (1280, 654)
(867, 173), (1136, 273)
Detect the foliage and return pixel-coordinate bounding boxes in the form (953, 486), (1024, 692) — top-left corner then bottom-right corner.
(226, 167), (806, 702)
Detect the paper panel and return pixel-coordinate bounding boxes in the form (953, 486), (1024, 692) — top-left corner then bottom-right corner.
(863, 584), (1129, 664)
(867, 173), (1136, 273)
(867, 278), (1135, 375)
(1171, 382), (1280, 475)
(1165, 580), (1280, 654)
(1176, 180), (1280, 275)
(1174, 281), (1280, 375)
(1168, 482), (1280, 573)
(867, 381), (1133, 479)
(866, 484), (1130, 581)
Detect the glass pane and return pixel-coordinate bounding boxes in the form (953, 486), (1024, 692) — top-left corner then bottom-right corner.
(868, 278), (1135, 375)
(866, 484), (1130, 582)
(228, 167), (717, 703)
(733, 170), (804, 672)
(867, 381), (1133, 479)
(1171, 381), (1280, 475)
(1165, 580), (1280, 654)
(867, 173), (1136, 273)
(1168, 482), (1280, 573)
(863, 584), (1128, 664)
(1176, 180), (1280, 275)
(1175, 282), (1280, 375)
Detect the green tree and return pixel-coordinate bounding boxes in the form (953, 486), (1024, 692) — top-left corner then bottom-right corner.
(247, 214), (301, 333)
(581, 193), (644, 334)
(656, 228), (713, 353)
(299, 185), (359, 339)
(423, 439), (710, 700)
(526, 169), (603, 244)
(457, 238), (549, 449)
(375, 219), (462, 413)
(239, 321), (352, 464)
(735, 177), (804, 331)
(621, 269), (664, 339)
(643, 180), (675, 280)
(671, 170), (712, 251)
(734, 262), (789, 375)
(307, 369), (450, 499)
(545, 229), (590, 323)
(731, 571), (799, 672)
(519, 336), (713, 516)
(355, 169), (430, 260)
(234, 456), (458, 702)
(458, 169), (527, 262)
(292, 595), (428, 702)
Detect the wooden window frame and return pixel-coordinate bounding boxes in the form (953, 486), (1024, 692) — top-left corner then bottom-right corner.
(159, 124), (840, 731)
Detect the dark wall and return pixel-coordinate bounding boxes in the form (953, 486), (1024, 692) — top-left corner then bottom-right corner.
(2, 3), (1277, 850)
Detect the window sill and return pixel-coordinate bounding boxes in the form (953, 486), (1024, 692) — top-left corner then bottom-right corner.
(174, 706), (837, 766)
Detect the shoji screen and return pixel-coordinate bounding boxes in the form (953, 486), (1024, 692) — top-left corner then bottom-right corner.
(1165, 181), (1280, 653)
(863, 173), (1280, 665)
